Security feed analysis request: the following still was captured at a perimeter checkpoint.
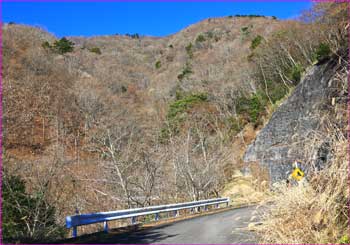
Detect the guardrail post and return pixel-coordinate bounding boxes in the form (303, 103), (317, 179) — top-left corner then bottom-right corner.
(103, 221), (109, 233)
(131, 216), (136, 224)
(204, 205), (208, 211)
(155, 213), (159, 221)
(173, 210), (178, 217)
(72, 207), (79, 238)
(190, 207), (194, 214)
(216, 203), (219, 209)
(72, 226), (77, 238)
(226, 201), (229, 207)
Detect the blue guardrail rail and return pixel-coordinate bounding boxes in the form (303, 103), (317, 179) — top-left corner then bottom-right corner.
(66, 197), (230, 237)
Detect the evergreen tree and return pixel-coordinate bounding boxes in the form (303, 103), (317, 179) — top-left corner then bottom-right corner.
(53, 37), (74, 54)
(2, 172), (65, 243)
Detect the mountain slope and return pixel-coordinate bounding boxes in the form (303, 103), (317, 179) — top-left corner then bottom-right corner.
(3, 17), (283, 229)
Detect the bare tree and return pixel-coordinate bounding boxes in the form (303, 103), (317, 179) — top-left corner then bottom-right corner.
(128, 149), (163, 207)
(170, 126), (229, 201)
(92, 124), (136, 207)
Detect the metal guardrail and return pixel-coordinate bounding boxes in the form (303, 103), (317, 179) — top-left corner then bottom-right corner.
(66, 197), (230, 237)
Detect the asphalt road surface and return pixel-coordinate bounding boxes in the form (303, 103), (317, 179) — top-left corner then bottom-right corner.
(70, 206), (259, 244)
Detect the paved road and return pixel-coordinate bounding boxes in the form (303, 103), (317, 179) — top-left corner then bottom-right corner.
(70, 206), (259, 244)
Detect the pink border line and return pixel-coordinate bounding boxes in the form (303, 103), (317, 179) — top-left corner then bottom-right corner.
(2, 0), (346, 2)
(0, 0), (349, 245)
(347, 0), (350, 240)
(0, 0), (3, 243)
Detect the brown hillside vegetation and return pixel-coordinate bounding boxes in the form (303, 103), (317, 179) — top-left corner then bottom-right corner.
(2, 2), (348, 243)
(3, 16), (281, 215)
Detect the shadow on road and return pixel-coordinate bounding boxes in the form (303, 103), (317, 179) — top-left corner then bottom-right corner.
(61, 224), (178, 244)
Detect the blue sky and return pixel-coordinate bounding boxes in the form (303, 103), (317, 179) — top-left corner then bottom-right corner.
(3, 1), (312, 37)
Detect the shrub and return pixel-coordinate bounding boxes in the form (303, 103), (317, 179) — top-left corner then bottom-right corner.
(160, 92), (208, 141)
(182, 63), (192, 75)
(247, 53), (255, 62)
(261, 79), (289, 104)
(177, 74), (184, 81)
(287, 64), (304, 83)
(169, 44), (174, 48)
(269, 83), (289, 103)
(126, 33), (140, 39)
(251, 35), (263, 50)
(41, 38), (75, 54)
(42, 41), (52, 49)
(314, 43), (331, 62)
(185, 43), (193, 58)
(144, 214), (156, 223)
(247, 93), (267, 124)
(196, 34), (206, 43)
(227, 116), (245, 135)
(89, 47), (101, 55)
(159, 126), (171, 143)
(3, 174), (28, 241)
(2, 172), (65, 243)
(206, 31), (214, 39)
(162, 93), (207, 136)
(155, 60), (161, 69)
(236, 91), (268, 125)
(241, 26), (249, 32)
(167, 93), (207, 121)
(240, 26), (251, 37)
(121, 85), (128, 93)
(53, 37), (74, 54)
(339, 235), (350, 244)
(177, 62), (193, 81)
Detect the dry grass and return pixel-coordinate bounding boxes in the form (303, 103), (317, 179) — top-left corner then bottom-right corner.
(257, 136), (349, 244)
(221, 168), (270, 206)
(221, 122), (271, 206)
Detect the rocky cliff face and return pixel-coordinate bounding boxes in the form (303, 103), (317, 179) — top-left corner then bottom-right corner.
(243, 57), (346, 184)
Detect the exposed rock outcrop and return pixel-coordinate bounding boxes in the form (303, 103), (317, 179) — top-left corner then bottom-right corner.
(243, 57), (346, 183)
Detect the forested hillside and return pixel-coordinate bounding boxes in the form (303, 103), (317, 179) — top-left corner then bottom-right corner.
(2, 2), (348, 243)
